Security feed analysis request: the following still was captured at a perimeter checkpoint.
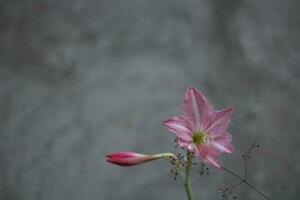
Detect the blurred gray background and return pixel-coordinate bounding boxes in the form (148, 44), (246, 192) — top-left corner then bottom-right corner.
(0, 0), (299, 200)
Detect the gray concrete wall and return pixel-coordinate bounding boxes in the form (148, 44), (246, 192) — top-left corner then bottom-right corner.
(0, 0), (299, 199)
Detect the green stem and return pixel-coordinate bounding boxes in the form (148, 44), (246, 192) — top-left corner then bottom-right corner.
(184, 151), (193, 200)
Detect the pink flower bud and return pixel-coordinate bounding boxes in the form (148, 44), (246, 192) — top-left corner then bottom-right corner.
(106, 151), (175, 166)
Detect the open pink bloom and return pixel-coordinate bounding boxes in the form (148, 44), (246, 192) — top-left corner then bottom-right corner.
(106, 151), (173, 166)
(164, 87), (234, 168)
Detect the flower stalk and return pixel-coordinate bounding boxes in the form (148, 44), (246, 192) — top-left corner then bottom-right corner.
(183, 151), (193, 200)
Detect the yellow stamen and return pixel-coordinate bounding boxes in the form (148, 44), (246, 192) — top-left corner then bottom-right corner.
(192, 131), (208, 145)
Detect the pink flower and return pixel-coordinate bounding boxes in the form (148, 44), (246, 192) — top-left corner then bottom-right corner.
(106, 151), (176, 166)
(164, 87), (234, 168)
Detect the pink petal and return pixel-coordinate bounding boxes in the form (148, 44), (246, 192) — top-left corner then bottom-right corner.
(212, 142), (233, 153)
(195, 144), (210, 160)
(195, 143), (225, 168)
(178, 139), (190, 149)
(182, 87), (213, 131)
(205, 154), (221, 168)
(214, 131), (232, 143)
(164, 116), (193, 142)
(187, 143), (198, 154)
(199, 146), (222, 168)
(178, 141), (198, 153)
(197, 144), (220, 168)
(205, 107), (234, 135)
(211, 131), (233, 153)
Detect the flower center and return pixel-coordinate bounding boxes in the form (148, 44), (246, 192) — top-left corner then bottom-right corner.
(192, 131), (207, 145)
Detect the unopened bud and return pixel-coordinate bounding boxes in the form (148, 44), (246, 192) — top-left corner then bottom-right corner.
(106, 151), (176, 166)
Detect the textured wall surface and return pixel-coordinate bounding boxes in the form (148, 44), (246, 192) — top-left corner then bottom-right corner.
(0, 0), (300, 200)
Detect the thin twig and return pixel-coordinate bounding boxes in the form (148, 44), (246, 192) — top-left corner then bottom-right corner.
(244, 158), (248, 181)
(221, 166), (271, 200)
